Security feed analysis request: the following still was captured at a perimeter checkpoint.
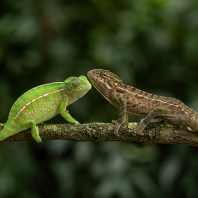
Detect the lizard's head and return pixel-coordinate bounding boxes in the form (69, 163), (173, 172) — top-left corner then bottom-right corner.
(87, 69), (122, 99)
(64, 75), (91, 105)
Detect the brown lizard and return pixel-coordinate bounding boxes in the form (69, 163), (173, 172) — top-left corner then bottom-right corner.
(87, 69), (198, 135)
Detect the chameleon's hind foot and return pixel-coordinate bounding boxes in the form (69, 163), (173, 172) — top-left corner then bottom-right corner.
(136, 119), (146, 135)
(31, 126), (42, 143)
(23, 120), (42, 143)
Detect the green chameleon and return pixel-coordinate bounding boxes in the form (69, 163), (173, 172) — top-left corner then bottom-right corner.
(0, 76), (91, 143)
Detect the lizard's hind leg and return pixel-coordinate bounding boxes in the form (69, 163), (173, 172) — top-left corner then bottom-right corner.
(137, 107), (172, 135)
(22, 120), (42, 143)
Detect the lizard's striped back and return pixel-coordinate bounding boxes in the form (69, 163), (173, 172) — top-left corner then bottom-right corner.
(7, 82), (65, 125)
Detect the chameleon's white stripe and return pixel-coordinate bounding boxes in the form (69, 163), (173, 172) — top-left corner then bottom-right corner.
(115, 86), (180, 108)
(104, 82), (112, 90)
(14, 88), (64, 119)
(100, 77), (183, 110)
(114, 84), (191, 117)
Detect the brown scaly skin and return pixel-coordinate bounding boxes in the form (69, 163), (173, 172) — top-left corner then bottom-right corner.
(87, 69), (198, 135)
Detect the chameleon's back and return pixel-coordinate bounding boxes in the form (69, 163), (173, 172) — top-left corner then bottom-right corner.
(5, 82), (65, 132)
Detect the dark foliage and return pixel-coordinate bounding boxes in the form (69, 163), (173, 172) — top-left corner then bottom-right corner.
(1, 0), (198, 197)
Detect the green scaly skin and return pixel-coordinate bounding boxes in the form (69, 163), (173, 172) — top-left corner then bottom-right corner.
(0, 76), (91, 143)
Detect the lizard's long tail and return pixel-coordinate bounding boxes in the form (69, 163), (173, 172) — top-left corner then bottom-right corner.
(0, 125), (15, 141)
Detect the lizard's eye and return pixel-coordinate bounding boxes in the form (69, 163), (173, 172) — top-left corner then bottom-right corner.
(101, 73), (107, 79)
(66, 83), (75, 91)
(72, 78), (80, 87)
(66, 85), (72, 90)
(72, 82), (78, 87)
(65, 77), (80, 91)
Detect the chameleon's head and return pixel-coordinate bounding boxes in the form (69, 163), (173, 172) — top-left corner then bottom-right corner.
(87, 69), (122, 99)
(64, 75), (91, 105)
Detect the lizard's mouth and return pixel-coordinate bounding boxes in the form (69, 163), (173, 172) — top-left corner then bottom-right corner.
(83, 83), (92, 90)
(88, 69), (113, 90)
(87, 69), (105, 83)
(87, 70), (96, 79)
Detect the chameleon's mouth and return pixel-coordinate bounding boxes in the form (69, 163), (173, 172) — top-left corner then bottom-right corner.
(87, 69), (104, 83)
(83, 83), (92, 90)
(87, 70), (96, 79)
(87, 69), (113, 91)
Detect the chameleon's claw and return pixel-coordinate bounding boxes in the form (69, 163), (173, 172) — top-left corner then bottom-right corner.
(33, 135), (42, 143)
(136, 116), (150, 135)
(136, 121), (145, 135)
(135, 126), (143, 136)
(114, 130), (119, 135)
(31, 127), (42, 143)
(114, 123), (121, 135)
(111, 120), (119, 135)
(111, 120), (117, 124)
(73, 121), (80, 124)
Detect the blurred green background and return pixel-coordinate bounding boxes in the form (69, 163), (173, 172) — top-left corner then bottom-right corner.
(1, 0), (198, 197)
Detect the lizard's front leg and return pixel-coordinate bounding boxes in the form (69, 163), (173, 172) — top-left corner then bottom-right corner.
(59, 98), (79, 124)
(113, 92), (127, 135)
(137, 107), (172, 135)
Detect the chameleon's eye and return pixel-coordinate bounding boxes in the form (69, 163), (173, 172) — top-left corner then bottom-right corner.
(72, 78), (80, 87)
(64, 77), (80, 91)
(71, 82), (77, 87)
(101, 72), (107, 78)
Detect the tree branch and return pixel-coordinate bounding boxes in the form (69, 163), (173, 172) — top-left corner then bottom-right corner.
(1, 121), (198, 146)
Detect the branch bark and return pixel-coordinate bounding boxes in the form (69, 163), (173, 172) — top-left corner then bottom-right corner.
(1, 121), (198, 147)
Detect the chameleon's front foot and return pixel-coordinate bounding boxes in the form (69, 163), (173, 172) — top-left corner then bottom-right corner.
(113, 118), (145, 135)
(73, 120), (80, 124)
(111, 120), (122, 135)
(112, 112), (128, 135)
(114, 124), (120, 135)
